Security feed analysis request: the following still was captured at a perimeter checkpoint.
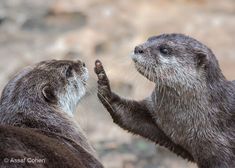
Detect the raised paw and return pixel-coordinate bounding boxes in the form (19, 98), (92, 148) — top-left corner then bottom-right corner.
(94, 60), (112, 100)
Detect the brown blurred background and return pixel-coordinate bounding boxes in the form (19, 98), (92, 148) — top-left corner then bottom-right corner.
(0, 0), (234, 168)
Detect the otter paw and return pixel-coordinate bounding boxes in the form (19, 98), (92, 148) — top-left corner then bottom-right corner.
(94, 60), (111, 99)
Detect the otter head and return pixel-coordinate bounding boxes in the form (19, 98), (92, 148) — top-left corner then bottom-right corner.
(0, 59), (88, 117)
(131, 34), (222, 90)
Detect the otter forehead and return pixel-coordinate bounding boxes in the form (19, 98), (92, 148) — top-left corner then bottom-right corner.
(37, 59), (82, 67)
(147, 34), (206, 48)
(14, 60), (86, 85)
(36, 60), (85, 72)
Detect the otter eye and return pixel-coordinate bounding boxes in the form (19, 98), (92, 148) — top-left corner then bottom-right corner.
(65, 66), (73, 78)
(159, 46), (170, 55)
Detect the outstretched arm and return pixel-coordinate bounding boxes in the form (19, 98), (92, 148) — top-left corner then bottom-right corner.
(94, 60), (194, 161)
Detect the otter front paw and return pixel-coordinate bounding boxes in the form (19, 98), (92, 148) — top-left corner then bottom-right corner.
(94, 60), (112, 101)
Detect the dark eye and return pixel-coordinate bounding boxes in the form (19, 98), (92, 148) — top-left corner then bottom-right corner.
(65, 66), (73, 78)
(159, 46), (170, 55)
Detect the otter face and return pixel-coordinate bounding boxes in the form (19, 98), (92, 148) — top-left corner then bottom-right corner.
(0, 59), (88, 116)
(37, 60), (88, 116)
(131, 34), (211, 88)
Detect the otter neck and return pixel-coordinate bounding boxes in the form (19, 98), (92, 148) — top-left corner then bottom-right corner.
(152, 78), (233, 151)
(154, 77), (231, 115)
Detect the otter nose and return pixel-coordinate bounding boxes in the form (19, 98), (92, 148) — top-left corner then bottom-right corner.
(76, 60), (86, 67)
(134, 46), (144, 54)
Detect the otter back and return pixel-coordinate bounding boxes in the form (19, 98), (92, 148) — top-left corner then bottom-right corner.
(0, 125), (103, 168)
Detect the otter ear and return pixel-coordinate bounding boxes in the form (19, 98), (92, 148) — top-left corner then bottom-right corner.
(196, 52), (208, 67)
(42, 85), (57, 104)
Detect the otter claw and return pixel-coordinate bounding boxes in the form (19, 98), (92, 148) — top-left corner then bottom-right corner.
(94, 60), (108, 81)
(94, 60), (111, 97)
(95, 60), (102, 66)
(94, 60), (104, 74)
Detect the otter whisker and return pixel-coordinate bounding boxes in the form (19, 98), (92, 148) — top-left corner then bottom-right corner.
(97, 92), (116, 113)
(85, 87), (97, 96)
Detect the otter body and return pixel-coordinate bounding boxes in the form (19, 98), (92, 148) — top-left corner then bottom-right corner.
(95, 34), (235, 168)
(0, 60), (103, 168)
(0, 126), (102, 168)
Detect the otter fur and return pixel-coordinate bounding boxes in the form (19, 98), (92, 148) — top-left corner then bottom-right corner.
(94, 34), (235, 168)
(0, 60), (103, 168)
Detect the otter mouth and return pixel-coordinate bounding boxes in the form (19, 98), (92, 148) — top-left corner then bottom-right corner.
(131, 52), (140, 63)
(134, 62), (147, 76)
(131, 53), (156, 82)
(131, 53), (146, 71)
(135, 63), (156, 83)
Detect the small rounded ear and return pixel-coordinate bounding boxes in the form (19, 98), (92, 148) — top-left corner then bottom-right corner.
(196, 52), (208, 67)
(42, 85), (57, 104)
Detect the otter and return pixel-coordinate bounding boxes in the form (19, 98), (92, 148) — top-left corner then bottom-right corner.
(0, 60), (103, 168)
(94, 33), (235, 168)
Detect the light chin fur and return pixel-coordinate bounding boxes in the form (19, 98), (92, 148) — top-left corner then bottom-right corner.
(131, 56), (156, 83)
(59, 72), (88, 117)
(133, 56), (203, 91)
(131, 53), (146, 64)
(81, 67), (89, 83)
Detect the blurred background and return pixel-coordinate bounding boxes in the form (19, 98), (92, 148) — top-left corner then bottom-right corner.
(0, 0), (235, 167)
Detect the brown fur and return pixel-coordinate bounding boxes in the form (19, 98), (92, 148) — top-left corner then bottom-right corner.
(95, 34), (235, 168)
(0, 125), (103, 168)
(0, 60), (103, 168)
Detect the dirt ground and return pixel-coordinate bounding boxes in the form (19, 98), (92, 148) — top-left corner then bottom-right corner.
(0, 0), (234, 168)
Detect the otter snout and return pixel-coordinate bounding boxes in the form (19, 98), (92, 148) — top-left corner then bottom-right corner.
(73, 60), (88, 75)
(75, 60), (86, 68)
(134, 45), (145, 54)
(131, 44), (148, 64)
